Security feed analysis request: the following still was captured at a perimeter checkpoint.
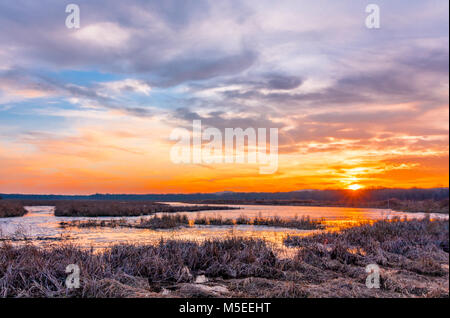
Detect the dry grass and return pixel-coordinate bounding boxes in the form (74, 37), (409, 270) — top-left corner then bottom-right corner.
(0, 238), (278, 297)
(1, 217), (448, 298)
(195, 215), (324, 230)
(60, 215), (190, 230)
(252, 215), (323, 230)
(385, 198), (449, 214)
(282, 217), (449, 296)
(52, 200), (238, 217)
(134, 215), (190, 229)
(188, 198), (449, 214)
(0, 201), (27, 218)
(60, 214), (323, 230)
(59, 219), (131, 229)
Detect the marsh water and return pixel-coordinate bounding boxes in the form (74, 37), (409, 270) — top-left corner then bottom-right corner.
(0, 203), (448, 249)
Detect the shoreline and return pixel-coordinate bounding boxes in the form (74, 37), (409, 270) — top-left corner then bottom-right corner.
(182, 199), (450, 215)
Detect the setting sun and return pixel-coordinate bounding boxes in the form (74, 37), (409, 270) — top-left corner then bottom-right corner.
(348, 184), (363, 191)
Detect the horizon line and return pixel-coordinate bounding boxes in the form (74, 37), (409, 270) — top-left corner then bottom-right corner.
(1, 186), (449, 197)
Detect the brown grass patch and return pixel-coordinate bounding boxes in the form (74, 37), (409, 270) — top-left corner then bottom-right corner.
(0, 201), (27, 218)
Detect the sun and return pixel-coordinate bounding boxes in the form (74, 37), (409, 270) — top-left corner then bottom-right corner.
(348, 184), (363, 191)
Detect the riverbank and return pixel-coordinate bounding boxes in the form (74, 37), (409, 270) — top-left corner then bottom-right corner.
(0, 201), (27, 218)
(4, 200), (239, 217)
(185, 199), (450, 214)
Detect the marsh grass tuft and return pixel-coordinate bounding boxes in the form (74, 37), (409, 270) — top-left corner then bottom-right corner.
(0, 201), (27, 218)
(60, 214), (324, 230)
(0, 238), (279, 297)
(51, 200), (238, 217)
(284, 216), (449, 278)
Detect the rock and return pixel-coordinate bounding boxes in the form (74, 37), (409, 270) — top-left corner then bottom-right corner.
(195, 275), (208, 284)
(178, 283), (230, 297)
(161, 288), (171, 295)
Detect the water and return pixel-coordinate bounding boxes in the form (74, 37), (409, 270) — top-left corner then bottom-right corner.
(0, 203), (447, 249)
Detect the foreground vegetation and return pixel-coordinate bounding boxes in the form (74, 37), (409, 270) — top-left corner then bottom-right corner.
(0, 201), (27, 218)
(59, 214), (324, 230)
(1, 217), (448, 298)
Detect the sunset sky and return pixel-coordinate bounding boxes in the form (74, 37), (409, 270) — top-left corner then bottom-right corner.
(0, 0), (448, 194)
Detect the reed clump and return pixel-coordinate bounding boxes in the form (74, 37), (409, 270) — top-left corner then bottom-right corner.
(60, 214), (323, 230)
(53, 200), (238, 217)
(0, 201), (27, 218)
(195, 215), (324, 230)
(0, 238), (279, 297)
(60, 215), (190, 230)
(283, 217), (449, 287)
(134, 215), (190, 229)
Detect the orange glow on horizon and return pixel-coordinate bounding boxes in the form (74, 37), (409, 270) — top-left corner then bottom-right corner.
(0, 116), (448, 194)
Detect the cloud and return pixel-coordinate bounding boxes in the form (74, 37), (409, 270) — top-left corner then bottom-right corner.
(0, 69), (156, 117)
(171, 107), (285, 132)
(0, 0), (258, 84)
(99, 79), (151, 96)
(266, 74), (303, 90)
(152, 50), (258, 87)
(0, 0), (448, 192)
(72, 22), (131, 49)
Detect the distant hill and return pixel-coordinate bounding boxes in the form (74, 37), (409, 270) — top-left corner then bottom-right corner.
(1, 188), (448, 202)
